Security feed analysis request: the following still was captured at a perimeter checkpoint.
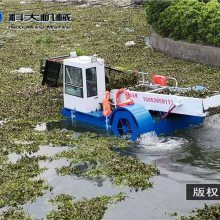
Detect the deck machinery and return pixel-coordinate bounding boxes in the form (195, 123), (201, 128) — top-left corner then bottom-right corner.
(41, 53), (220, 141)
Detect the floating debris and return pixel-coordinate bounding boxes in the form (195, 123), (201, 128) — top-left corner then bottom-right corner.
(14, 140), (34, 145)
(125, 27), (135, 33)
(0, 120), (7, 127)
(125, 41), (136, 46)
(34, 123), (47, 132)
(12, 67), (35, 74)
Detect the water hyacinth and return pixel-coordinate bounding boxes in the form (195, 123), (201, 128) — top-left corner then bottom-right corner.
(1, 208), (32, 220)
(0, 156), (48, 207)
(54, 134), (159, 191)
(179, 204), (220, 220)
(47, 193), (126, 220)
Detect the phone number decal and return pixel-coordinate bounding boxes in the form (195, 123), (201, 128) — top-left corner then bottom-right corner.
(143, 97), (173, 105)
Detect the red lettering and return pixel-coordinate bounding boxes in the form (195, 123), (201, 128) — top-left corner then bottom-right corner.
(143, 96), (173, 105)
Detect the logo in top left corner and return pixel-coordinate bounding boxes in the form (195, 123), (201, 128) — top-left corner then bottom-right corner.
(0, 11), (3, 23)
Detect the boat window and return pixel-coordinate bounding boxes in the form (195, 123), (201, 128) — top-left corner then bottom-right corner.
(86, 67), (97, 98)
(65, 65), (83, 98)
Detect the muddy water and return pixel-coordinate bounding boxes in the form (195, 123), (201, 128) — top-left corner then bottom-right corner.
(23, 114), (220, 220)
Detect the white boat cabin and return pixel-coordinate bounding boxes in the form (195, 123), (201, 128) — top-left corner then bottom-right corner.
(63, 56), (106, 113)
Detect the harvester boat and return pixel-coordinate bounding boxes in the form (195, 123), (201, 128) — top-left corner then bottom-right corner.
(41, 53), (220, 140)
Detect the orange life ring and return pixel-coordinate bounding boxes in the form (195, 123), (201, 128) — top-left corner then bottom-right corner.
(116, 88), (134, 107)
(103, 91), (112, 117)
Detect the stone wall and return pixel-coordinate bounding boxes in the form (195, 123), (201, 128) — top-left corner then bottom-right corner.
(150, 32), (220, 67)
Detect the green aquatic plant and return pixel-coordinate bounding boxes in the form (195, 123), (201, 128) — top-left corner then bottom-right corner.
(76, 48), (85, 56)
(179, 204), (220, 220)
(36, 35), (56, 44)
(87, 156), (159, 191)
(0, 155), (48, 207)
(47, 193), (126, 220)
(0, 121), (79, 155)
(106, 69), (139, 90)
(0, 208), (32, 220)
(54, 133), (159, 191)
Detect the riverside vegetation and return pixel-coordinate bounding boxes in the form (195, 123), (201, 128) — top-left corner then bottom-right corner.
(146, 0), (220, 46)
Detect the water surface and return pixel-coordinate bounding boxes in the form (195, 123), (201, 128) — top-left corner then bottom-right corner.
(22, 114), (220, 219)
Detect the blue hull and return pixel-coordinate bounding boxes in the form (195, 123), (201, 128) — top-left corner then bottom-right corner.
(62, 108), (106, 128)
(154, 114), (204, 135)
(61, 107), (204, 139)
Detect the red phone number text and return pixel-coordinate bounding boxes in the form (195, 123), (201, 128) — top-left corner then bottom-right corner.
(143, 97), (173, 105)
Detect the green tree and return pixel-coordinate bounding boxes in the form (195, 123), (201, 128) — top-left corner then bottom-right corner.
(146, 0), (220, 46)
(199, 0), (220, 46)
